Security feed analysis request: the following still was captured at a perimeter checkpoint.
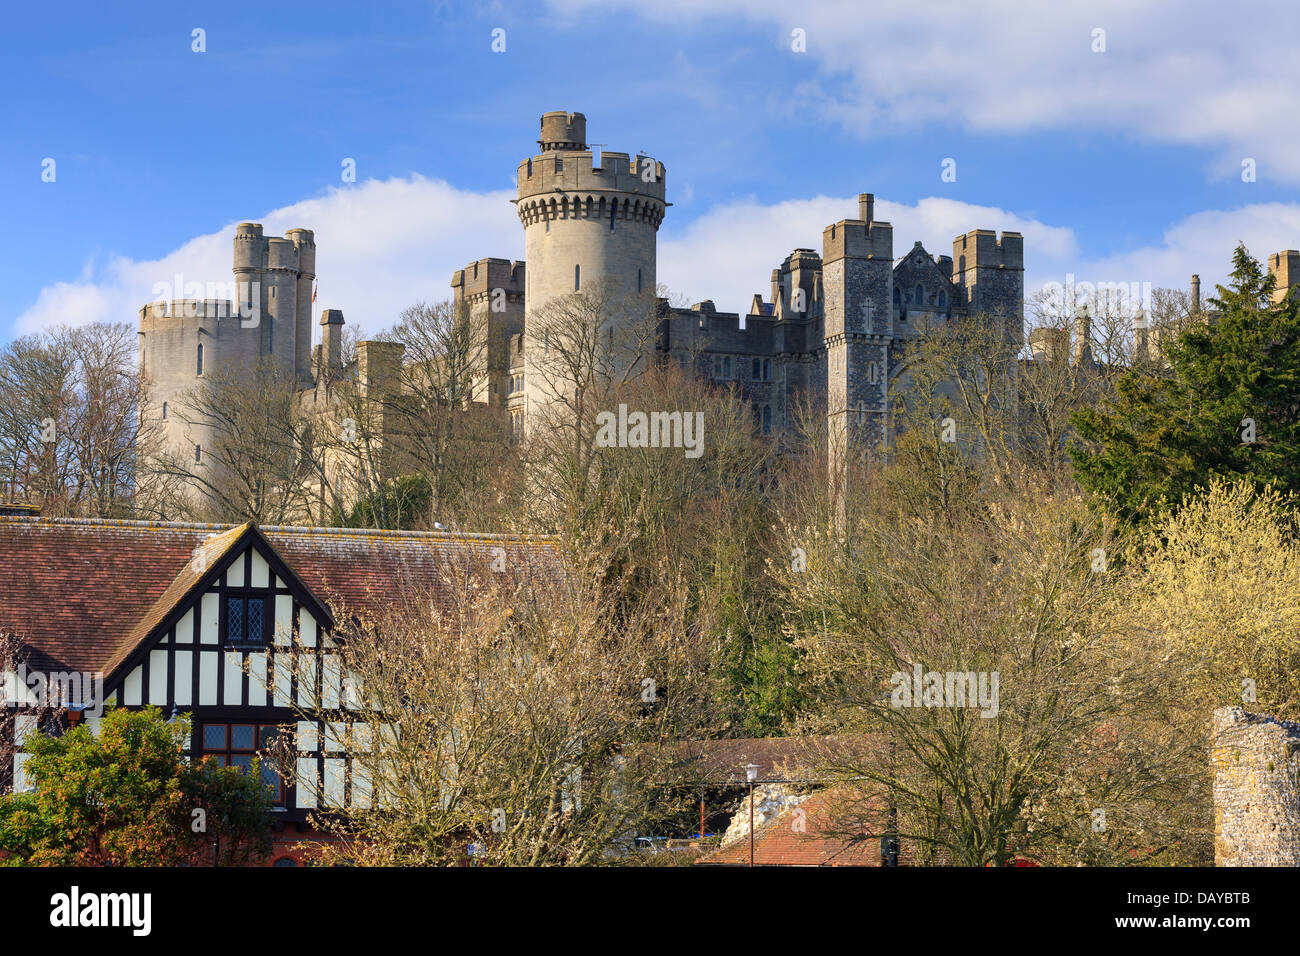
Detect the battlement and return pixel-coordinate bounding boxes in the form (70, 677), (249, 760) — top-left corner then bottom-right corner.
(953, 229), (1024, 270)
(233, 223), (315, 274)
(451, 258), (526, 298)
(821, 219), (893, 263)
(517, 146), (667, 216)
(138, 299), (238, 327)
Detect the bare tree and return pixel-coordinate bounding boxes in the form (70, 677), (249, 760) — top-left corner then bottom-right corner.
(0, 323), (155, 517)
(775, 459), (1210, 865)
(144, 356), (315, 523)
(283, 545), (720, 866)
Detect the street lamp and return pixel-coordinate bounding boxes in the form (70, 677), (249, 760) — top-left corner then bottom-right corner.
(745, 763), (760, 867)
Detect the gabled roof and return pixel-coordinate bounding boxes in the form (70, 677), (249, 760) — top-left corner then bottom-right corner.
(0, 516), (560, 683)
(894, 240), (957, 289)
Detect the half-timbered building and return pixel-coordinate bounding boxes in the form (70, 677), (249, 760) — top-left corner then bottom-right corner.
(0, 515), (557, 864)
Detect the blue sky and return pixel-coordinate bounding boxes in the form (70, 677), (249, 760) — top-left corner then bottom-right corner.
(5, 0), (1300, 341)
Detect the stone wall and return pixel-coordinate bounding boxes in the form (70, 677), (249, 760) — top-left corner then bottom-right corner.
(1212, 706), (1300, 866)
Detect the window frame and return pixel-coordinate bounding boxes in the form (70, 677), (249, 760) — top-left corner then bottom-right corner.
(222, 590), (272, 648)
(201, 721), (286, 805)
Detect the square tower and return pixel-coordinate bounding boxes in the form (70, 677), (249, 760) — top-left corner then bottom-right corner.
(1268, 250), (1300, 304)
(821, 194), (894, 471)
(952, 230), (1024, 347)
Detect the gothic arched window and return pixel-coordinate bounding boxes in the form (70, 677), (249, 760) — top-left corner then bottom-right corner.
(197, 343), (204, 375)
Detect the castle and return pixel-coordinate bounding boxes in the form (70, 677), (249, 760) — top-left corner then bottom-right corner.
(451, 111), (1025, 457)
(136, 109), (1300, 516)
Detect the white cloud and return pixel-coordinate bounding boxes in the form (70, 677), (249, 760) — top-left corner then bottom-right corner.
(16, 173), (1300, 345)
(659, 194), (1077, 314)
(14, 176), (521, 340)
(1080, 203), (1300, 296)
(548, 0), (1300, 184)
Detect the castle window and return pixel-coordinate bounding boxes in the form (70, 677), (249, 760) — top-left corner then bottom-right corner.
(763, 359), (772, 381)
(196, 343), (204, 375)
(893, 287), (900, 306)
(638, 268), (642, 293)
(959, 256), (966, 274)
(555, 157), (563, 173)
(575, 265), (580, 292)
(752, 358), (761, 380)
(915, 284), (924, 305)
(267, 316), (273, 354)
(195, 444), (202, 463)
(938, 291), (946, 308)
(762, 405), (773, 434)
(162, 401), (168, 420)
(527, 158), (533, 177)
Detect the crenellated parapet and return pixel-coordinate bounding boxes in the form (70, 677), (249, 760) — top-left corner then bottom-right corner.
(138, 299), (238, 327)
(451, 258), (526, 305)
(516, 149), (667, 230)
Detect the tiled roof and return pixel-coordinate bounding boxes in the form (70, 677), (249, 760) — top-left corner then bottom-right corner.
(696, 787), (885, 866)
(0, 516), (560, 680)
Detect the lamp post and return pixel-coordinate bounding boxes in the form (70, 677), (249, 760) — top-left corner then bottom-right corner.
(745, 763), (760, 867)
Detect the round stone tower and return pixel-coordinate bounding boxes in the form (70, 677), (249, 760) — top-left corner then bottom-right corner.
(518, 110), (666, 312)
(517, 111), (667, 427)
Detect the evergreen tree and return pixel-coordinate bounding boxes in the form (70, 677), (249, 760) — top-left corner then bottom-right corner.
(1072, 244), (1300, 525)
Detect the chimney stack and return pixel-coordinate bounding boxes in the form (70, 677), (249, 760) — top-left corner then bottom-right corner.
(1191, 274), (1201, 311)
(320, 309), (345, 374)
(858, 193), (875, 224)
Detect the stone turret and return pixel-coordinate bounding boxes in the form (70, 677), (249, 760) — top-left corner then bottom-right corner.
(517, 110), (667, 432)
(286, 228), (317, 385)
